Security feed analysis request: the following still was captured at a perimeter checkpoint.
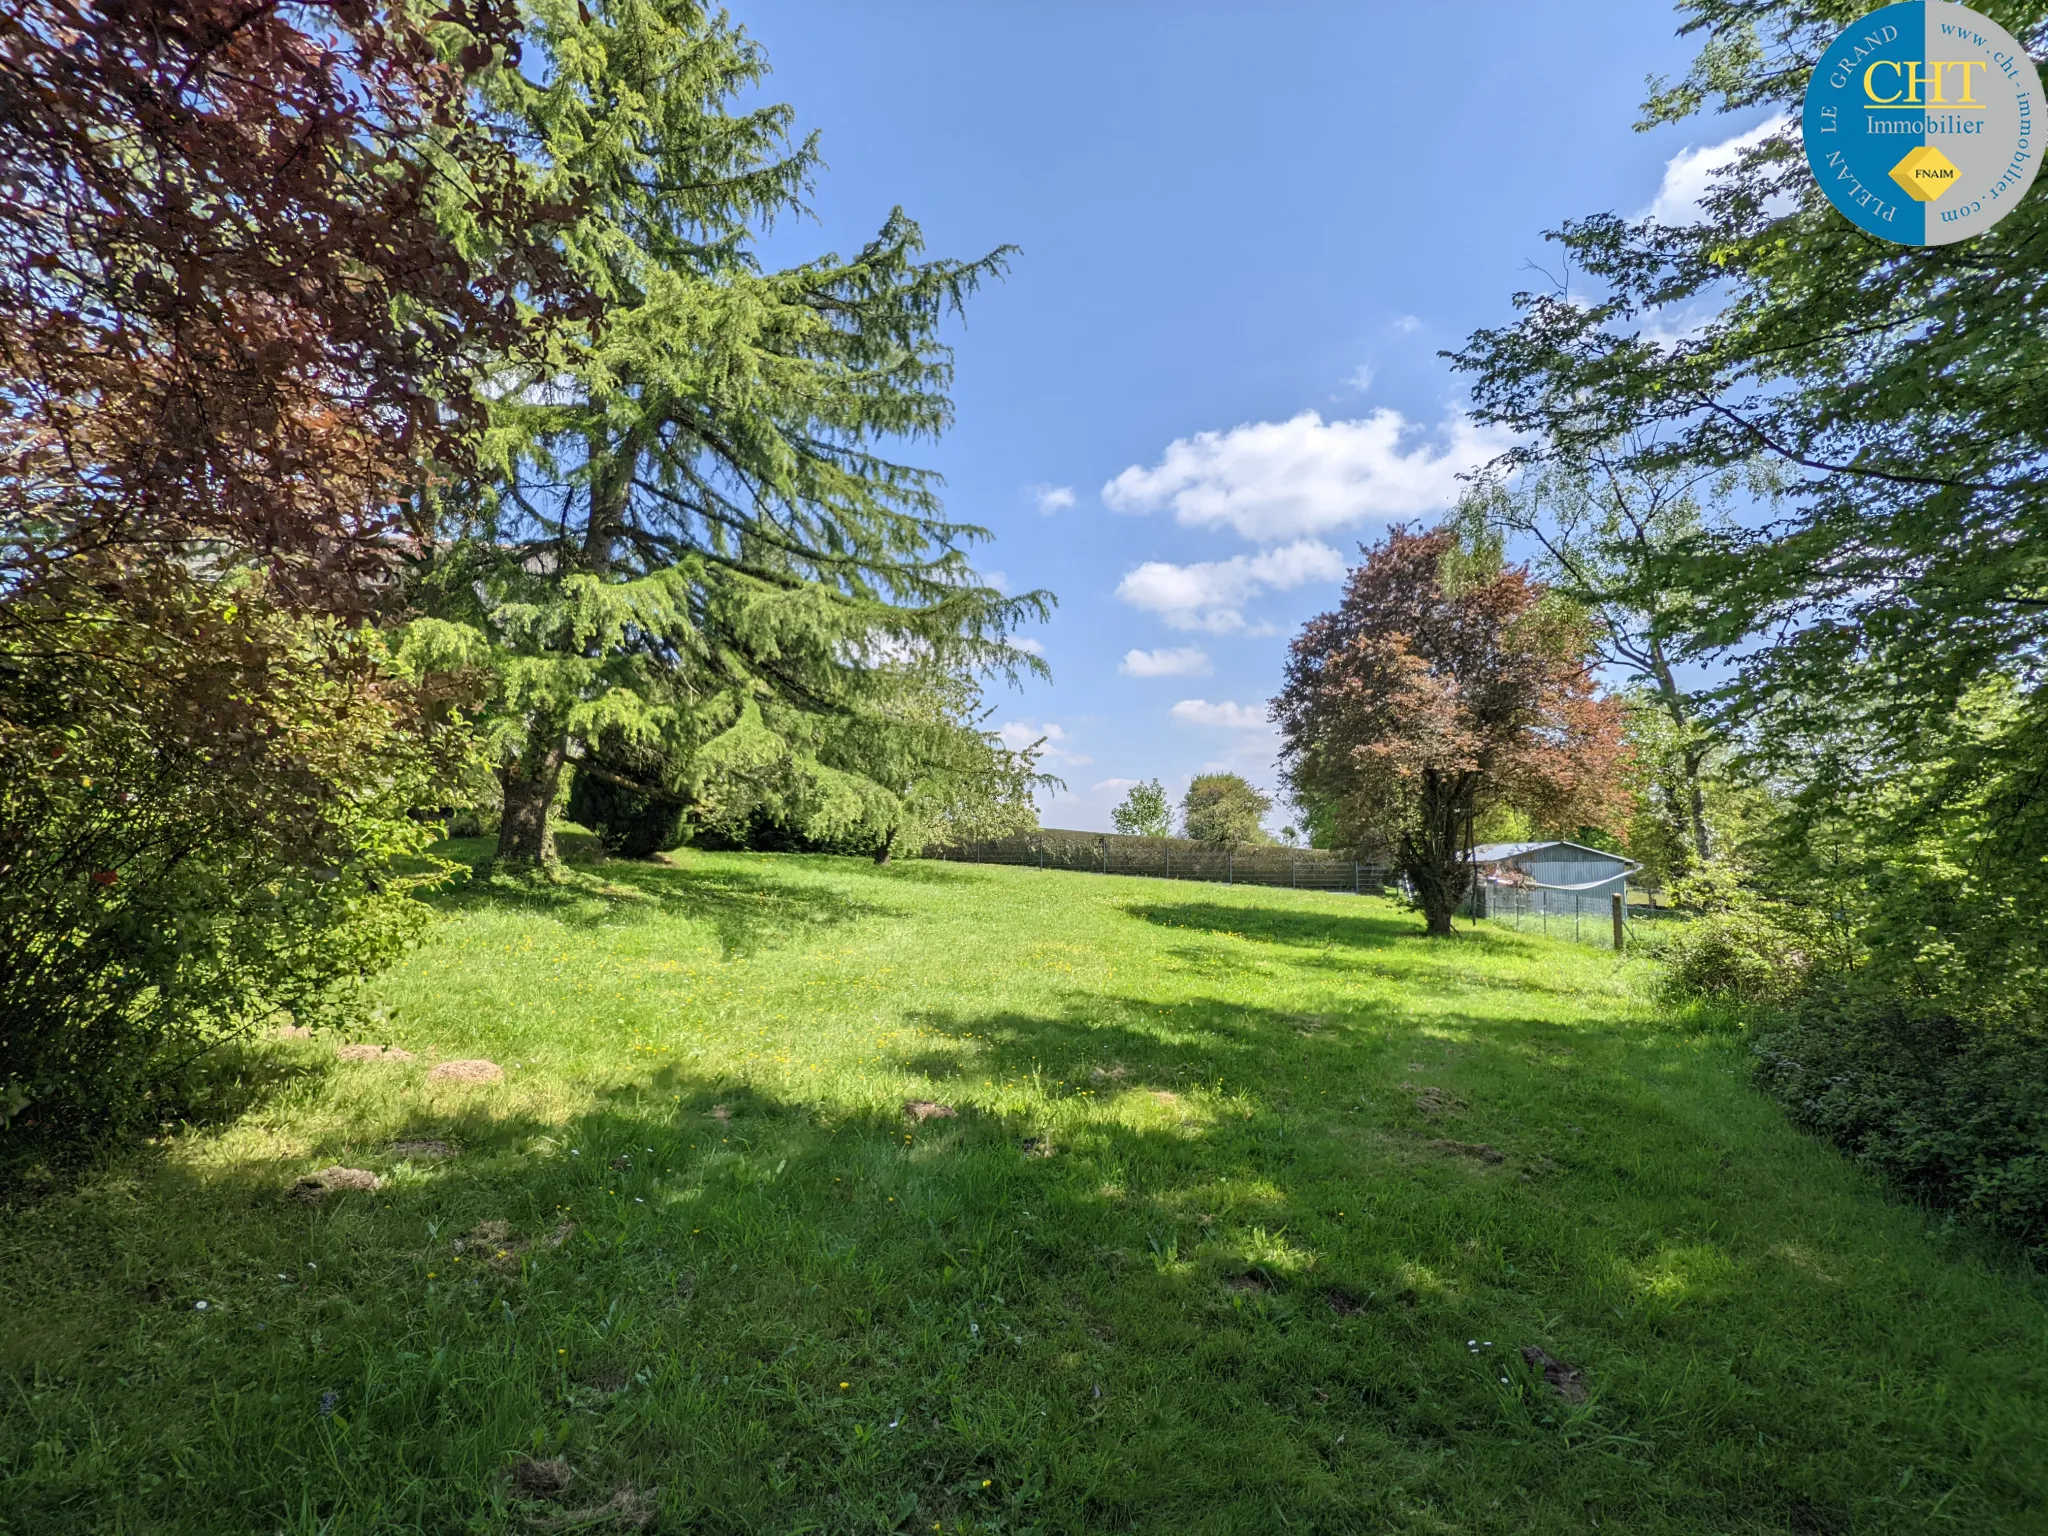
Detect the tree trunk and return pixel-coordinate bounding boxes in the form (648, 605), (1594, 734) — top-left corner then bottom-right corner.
(1646, 639), (1713, 868)
(873, 826), (896, 866)
(497, 732), (567, 869)
(1401, 769), (1471, 936)
(1683, 747), (1712, 865)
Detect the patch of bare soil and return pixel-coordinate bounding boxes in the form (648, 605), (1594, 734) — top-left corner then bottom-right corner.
(530, 1489), (658, 1531)
(1521, 1345), (1588, 1403)
(1324, 1287), (1371, 1316)
(427, 1058), (503, 1084)
(291, 1167), (381, 1202)
(1429, 1139), (1505, 1164)
(274, 1025), (315, 1040)
(509, 1457), (573, 1499)
(902, 1099), (957, 1123)
(453, 1219), (533, 1274)
(1151, 1090), (1180, 1107)
(390, 1139), (455, 1159)
(1402, 1083), (1466, 1117)
(337, 1043), (413, 1064)
(708, 1104), (732, 1123)
(1089, 1063), (1130, 1084)
(576, 1362), (635, 1394)
(1225, 1268), (1274, 1294)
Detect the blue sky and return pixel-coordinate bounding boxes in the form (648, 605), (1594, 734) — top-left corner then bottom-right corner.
(741, 1), (1768, 832)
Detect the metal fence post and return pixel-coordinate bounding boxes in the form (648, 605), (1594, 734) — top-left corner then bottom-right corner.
(1612, 893), (1624, 951)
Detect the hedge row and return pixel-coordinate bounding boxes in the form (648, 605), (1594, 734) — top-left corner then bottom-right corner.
(927, 829), (1389, 894)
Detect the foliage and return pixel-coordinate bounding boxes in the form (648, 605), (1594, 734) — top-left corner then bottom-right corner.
(1179, 773), (1272, 848)
(685, 666), (1050, 861)
(1456, 458), (1769, 872)
(7, 852), (2047, 1531)
(1449, 0), (2048, 1244)
(566, 748), (686, 859)
(1449, 0), (2048, 767)
(421, 0), (1047, 869)
(1274, 526), (1628, 935)
(1110, 778), (1173, 838)
(1756, 992), (2048, 1258)
(1655, 865), (1827, 1009)
(0, 0), (560, 599)
(0, 0), (555, 1128)
(0, 573), (461, 1132)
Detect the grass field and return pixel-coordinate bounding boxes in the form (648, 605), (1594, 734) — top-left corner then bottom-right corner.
(5, 840), (2047, 1534)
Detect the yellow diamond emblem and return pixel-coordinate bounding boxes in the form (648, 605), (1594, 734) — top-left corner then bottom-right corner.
(1890, 144), (1960, 202)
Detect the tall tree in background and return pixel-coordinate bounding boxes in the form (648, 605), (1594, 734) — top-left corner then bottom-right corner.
(1274, 527), (1626, 935)
(1180, 774), (1272, 848)
(1456, 452), (1772, 870)
(1111, 779), (1173, 838)
(414, 0), (1045, 869)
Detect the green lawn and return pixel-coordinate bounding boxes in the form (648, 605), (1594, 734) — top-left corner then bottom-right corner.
(5, 842), (2046, 1533)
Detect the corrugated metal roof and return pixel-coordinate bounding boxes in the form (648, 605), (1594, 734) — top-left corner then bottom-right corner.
(1466, 839), (1640, 872)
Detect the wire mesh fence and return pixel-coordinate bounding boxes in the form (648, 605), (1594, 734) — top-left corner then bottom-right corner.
(1471, 883), (1690, 948)
(927, 828), (1391, 895)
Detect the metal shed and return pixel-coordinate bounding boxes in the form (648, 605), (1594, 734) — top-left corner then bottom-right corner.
(1463, 840), (1639, 917)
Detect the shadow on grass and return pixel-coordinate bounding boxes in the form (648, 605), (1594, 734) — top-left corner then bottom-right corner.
(1124, 899), (1425, 952)
(422, 838), (902, 958)
(7, 989), (2042, 1536)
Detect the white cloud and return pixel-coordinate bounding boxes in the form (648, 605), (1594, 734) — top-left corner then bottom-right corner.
(1116, 538), (1346, 633)
(997, 719), (1089, 767)
(1170, 698), (1271, 730)
(1391, 314), (1423, 334)
(1011, 636), (1046, 657)
(1646, 115), (1790, 224)
(1030, 483), (1076, 514)
(1119, 645), (1212, 678)
(1344, 362), (1375, 393)
(1102, 409), (1509, 542)
(982, 569), (1011, 593)
(1091, 776), (1139, 795)
(998, 719), (1063, 751)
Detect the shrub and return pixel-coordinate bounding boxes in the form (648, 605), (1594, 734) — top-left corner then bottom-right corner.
(1654, 865), (1832, 1009)
(1755, 991), (2048, 1256)
(0, 575), (460, 1134)
(1659, 910), (1817, 1008)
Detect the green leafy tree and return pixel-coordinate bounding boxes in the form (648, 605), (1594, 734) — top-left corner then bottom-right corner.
(419, 0), (1048, 870)
(1110, 778), (1173, 838)
(1448, 0), (2048, 783)
(1180, 774), (1272, 848)
(1448, 0), (2048, 1242)
(1, 577), (466, 1129)
(691, 664), (1052, 862)
(1456, 455), (1773, 869)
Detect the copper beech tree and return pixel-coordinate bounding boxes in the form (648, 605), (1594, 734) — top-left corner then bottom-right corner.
(0, 0), (560, 592)
(1273, 527), (1626, 936)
